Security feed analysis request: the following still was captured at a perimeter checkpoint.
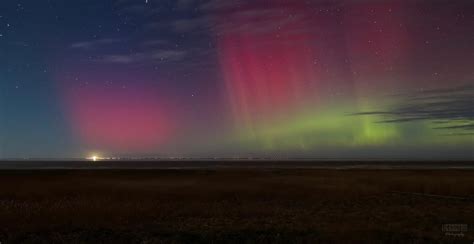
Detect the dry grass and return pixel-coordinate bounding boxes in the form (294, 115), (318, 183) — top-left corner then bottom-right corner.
(0, 169), (473, 243)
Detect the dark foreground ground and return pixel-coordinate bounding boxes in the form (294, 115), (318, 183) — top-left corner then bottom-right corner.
(0, 168), (473, 243)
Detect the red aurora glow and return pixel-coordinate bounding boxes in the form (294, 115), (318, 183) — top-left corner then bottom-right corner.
(215, 0), (414, 126)
(57, 68), (175, 151)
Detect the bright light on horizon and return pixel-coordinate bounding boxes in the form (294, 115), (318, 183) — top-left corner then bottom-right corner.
(87, 155), (100, 162)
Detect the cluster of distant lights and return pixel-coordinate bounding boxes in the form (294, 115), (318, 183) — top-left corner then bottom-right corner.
(87, 155), (120, 162)
(85, 155), (296, 161)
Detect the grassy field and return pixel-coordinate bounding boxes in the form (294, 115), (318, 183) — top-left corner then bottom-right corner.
(0, 169), (473, 243)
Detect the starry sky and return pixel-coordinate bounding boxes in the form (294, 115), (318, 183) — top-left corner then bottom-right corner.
(0, 0), (473, 159)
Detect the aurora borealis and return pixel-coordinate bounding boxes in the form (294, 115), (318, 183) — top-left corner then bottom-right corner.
(0, 0), (473, 159)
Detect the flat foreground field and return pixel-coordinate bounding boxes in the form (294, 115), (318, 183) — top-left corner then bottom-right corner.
(0, 168), (473, 243)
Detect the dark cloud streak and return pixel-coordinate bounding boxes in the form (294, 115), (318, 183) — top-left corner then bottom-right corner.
(352, 84), (474, 134)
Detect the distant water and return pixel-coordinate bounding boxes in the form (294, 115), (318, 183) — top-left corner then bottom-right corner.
(0, 160), (473, 170)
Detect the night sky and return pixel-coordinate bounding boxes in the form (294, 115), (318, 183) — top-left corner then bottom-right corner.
(0, 0), (473, 159)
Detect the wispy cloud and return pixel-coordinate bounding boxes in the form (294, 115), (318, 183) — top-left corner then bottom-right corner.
(172, 17), (210, 33)
(101, 54), (138, 64)
(101, 49), (188, 64)
(71, 38), (123, 49)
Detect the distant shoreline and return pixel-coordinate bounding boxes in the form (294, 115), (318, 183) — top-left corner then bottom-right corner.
(0, 160), (472, 170)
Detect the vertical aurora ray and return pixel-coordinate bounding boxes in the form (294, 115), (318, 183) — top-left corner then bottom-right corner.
(213, 0), (395, 149)
(215, 0), (324, 147)
(213, 0), (471, 152)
